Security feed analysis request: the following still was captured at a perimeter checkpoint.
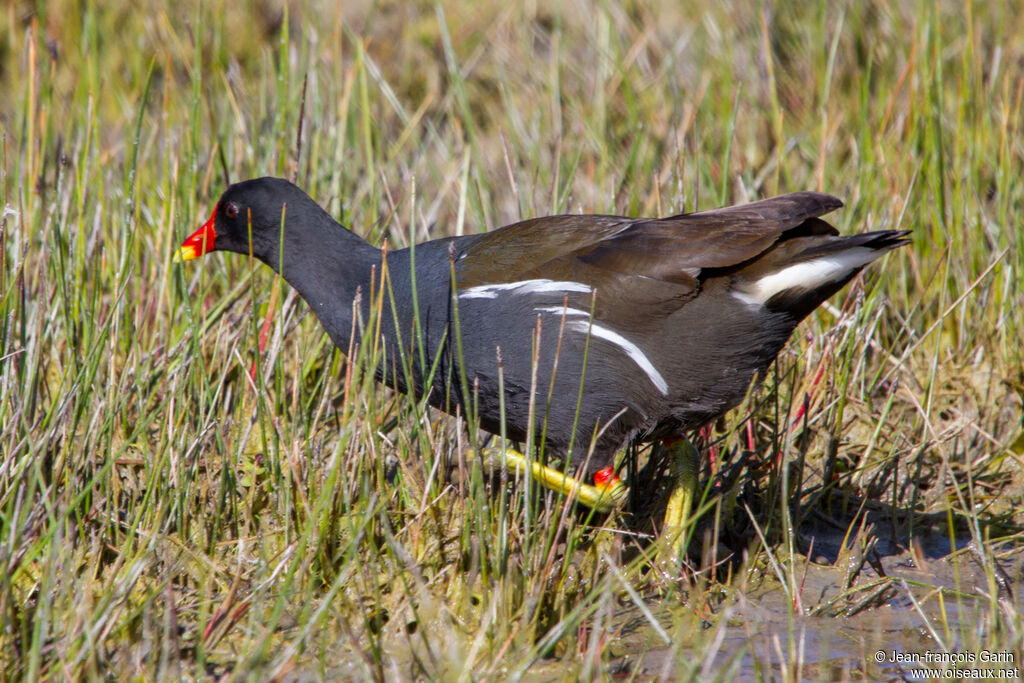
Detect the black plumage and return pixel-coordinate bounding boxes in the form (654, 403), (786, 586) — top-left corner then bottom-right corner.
(180, 177), (908, 474)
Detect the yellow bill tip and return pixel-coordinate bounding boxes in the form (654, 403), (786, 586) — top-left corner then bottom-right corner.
(176, 207), (218, 264)
(175, 245), (199, 263)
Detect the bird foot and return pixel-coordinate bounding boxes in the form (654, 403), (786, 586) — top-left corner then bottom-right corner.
(477, 448), (626, 512)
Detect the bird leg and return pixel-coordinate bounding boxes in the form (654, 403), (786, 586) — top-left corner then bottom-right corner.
(478, 439), (702, 563)
(661, 437), (700, 557)
(479, 447), (627, 512)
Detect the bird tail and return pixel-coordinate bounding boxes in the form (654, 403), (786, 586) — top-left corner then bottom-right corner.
(731, 229), (911, 318)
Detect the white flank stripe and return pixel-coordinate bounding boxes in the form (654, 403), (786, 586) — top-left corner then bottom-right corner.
(459, 278), (592, 300)
(536, 305), (668, 395)
(567, 320), (669, 395)
(534, 306), (590, 317)
(537, 314), (668, 397)
(732, 248), (879, 305)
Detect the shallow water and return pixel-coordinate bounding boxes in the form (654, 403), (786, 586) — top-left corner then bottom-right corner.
(602, 520), (1024, 682)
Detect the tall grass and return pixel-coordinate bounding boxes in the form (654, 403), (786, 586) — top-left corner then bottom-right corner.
(1, 1), (1022, 679)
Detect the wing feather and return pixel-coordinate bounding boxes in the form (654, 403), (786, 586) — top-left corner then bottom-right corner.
(454, 192), (844, 324)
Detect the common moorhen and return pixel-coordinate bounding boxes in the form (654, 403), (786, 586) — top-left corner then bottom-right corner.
(178, 177), (908, 548)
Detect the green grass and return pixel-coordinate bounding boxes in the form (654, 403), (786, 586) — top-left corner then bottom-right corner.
(2, 0), (1023, 680)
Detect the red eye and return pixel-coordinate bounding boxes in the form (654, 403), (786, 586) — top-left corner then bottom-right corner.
(225, 203), (239, 219)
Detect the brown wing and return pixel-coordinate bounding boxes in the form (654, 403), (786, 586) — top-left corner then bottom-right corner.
(455, 192), (843, 322)
(454, 214), (635, 288)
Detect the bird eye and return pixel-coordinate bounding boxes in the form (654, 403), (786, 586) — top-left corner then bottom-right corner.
(225, 202), (239, 219)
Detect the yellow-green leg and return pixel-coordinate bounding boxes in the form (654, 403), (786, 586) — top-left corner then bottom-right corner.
(478, 447), (627, 512)
(661, 438), (700, 559)
(475, 441), (702, 562)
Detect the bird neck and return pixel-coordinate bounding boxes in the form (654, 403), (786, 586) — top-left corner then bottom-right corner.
(266, 219), (383, 350)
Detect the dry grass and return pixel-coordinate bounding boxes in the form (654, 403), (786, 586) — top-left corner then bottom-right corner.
(1, 0), (1022, 679)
